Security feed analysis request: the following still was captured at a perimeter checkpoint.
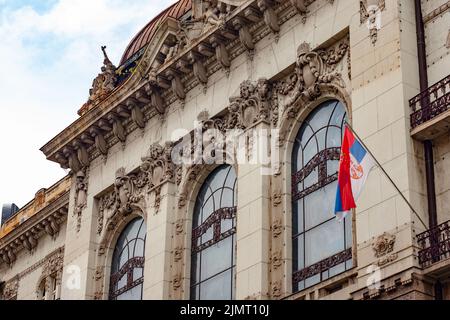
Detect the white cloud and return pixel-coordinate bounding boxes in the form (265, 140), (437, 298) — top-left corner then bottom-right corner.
(0, 0), (178, 213)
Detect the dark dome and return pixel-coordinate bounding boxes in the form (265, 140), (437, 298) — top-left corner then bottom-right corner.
(120, 0), (192, 65)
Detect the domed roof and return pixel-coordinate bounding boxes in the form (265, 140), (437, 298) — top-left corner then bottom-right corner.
(120, 0), (192, 65)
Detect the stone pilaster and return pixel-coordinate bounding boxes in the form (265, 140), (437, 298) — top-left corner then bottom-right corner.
(142, 181), (177, 300)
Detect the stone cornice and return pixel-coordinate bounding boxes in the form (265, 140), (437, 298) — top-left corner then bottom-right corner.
(0, 191), (69, 268)
(40, 0), (326, 172)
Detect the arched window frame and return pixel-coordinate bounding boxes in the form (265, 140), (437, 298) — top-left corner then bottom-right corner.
(109, 217), (146, 300)
(190, 165), (238, 300)
(290, 99), (354, 293)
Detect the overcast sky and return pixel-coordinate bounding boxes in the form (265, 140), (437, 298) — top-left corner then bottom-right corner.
(0, 0), (177, 216)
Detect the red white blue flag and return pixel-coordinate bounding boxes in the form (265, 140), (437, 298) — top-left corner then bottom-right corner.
(335, 125), (376, 221)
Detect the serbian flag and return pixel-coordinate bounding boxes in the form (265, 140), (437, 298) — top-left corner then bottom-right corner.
(335, 125), (376, 221)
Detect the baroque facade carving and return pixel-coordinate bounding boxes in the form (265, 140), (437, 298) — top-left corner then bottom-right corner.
(227, 78), (274, 129)
(42, 247), (64, 278)
(360, 0), (385, 45)
(79, 46), (118, 116)
(74, 169), (88, 233)
(97, 168), (147, 236)
(3, 278), (19, 300)
(372, 232), (398, 266)
(278, 38), (349, 118)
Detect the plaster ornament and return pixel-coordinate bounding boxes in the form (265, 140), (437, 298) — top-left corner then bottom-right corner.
(227, 78), (273, 130)
(279, 40), (348, 117)
(372, 232), (396, 258)
(360, 0), (385, 45)
(74, 169), (88, 233)
(3, 278), (19, 300)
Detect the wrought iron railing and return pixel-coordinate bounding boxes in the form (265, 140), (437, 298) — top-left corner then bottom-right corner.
(417, 220), (450, 268)
(293, 248), (352, 283)
(410, 74), (450, 130)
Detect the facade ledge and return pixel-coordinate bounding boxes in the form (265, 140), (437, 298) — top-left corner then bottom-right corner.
(39, 0), (322, 172)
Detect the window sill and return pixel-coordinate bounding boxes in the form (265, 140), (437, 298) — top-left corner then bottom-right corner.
(284, 268), (358, 300)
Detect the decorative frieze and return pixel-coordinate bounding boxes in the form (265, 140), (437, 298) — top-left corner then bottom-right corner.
(42, 0), (328, 171)
(42, 247), (64, 278)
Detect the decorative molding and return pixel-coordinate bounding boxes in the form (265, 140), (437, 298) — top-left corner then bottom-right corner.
(42, 0), (326, 170)
(74, 169), (88, 233)
(423, 1), (450, 24)
(278, 38), (349, 118)
(271, 250), (282, 270)
(97, 167), (147, 236)
(372, 232), (395, 258)
(360, 0), (385, 45)
(141, 142), (175, 190)
(372, 232), (398, 267)
(271, 218), (283, 238)
(172, 273), (182, 291)
(16, 247), (65, 280)
(79, 46), (118, 116)
(272, 191), (282, 207)
(227, 78), (274, 130)
(174, 247), (183, 262)
(0, 202), (68, 268)
(3, 277), (19, 300)
(42, 247), (64, 278)
(271, 280), (282, 298)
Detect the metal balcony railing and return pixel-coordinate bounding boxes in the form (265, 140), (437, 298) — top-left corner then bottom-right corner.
(417, 220), (450, 268)
(410, 74), (450, 130)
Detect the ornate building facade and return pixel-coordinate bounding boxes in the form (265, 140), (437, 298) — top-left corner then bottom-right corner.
(1, 0), (449, 300)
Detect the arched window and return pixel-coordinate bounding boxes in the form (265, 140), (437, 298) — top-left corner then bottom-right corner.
(109, 217), (146, 300)
(190, 165), (237, 300)
(292, 100), (353, 292)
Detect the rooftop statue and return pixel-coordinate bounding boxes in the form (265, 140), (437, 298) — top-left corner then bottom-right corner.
(79, 46), (118, 116)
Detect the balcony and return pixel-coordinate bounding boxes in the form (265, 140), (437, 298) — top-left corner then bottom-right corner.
(417, 220), (450, 273)
(410, 74), (450, 140)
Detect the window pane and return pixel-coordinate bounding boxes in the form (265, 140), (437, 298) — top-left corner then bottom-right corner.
(191, 165), (237, 301)
(292, 200), (304, 235)
(328, 160), (339, 177)
(220, 188), (235, 208)
(191, 253), (201, 284)
(291, 100), (350, 293)
(326, 127), (342, 149)
(303, 168), (318, 191)
(305, 220), (345, 266)
(304, 182), (336, 230)
(201, 237), (233, 281)
(302, 140), (318, 166)
(110, 218), (146, 300)
(117, 284), (142, 301)
(293, 235), (305, 272)
(199, 269), (232, 300)
(201, 226), (214, 245)
(133, 268), (143, 281)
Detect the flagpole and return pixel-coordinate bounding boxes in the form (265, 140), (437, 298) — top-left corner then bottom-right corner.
(344, 121), (428, 230)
